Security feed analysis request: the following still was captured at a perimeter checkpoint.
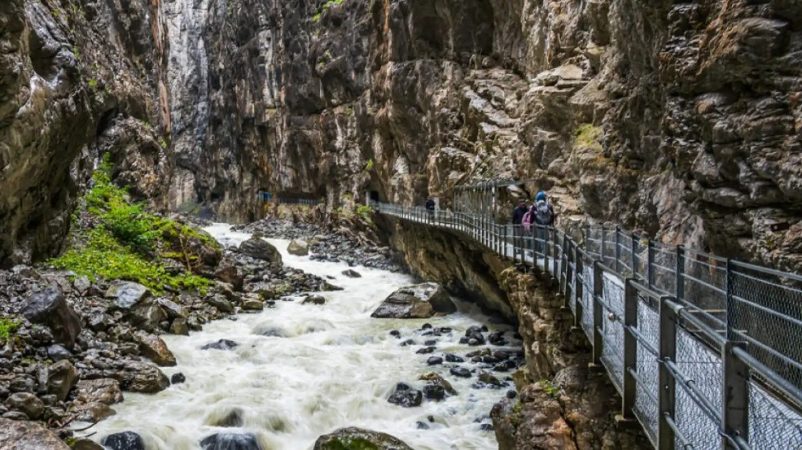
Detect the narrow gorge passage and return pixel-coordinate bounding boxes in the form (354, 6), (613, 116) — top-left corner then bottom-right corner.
(89, 224), (520, 450)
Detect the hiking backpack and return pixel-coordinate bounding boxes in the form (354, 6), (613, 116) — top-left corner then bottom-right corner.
(535, 200), (553, 225)
(522, 209), (535, 230)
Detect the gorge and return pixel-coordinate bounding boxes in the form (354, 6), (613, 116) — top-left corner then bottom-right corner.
(1, 0), (802, 449)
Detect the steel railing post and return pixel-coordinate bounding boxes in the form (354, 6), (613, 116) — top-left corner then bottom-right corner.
(722, 259), (749, 449)
(621, 278), (638, 421)
(630, 233), (638, 278)
(658, 296), (677, 450)
(552, 227), (559, 280)
(574, 251), (584, 329)
(676, 245), (685, 303)
(592, 261), (604, 366)
(544, 227), (550, 273)
(564, 239), (573, 309)
(647, 241), (655, 288)
(615, 226), (621, 273)
(601, 225), (607, 263)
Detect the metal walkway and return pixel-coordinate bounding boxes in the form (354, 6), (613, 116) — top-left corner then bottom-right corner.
(370, 200), (802, 450)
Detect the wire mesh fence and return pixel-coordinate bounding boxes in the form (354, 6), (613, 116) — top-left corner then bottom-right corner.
(369, 199), (802, 449)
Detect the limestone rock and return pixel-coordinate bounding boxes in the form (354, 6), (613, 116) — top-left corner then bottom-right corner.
(5, 392), (44, 419)
(106, 282), (150, 310)
(22, 286), (81, 349)
(46, 359), (78, 401)
(116, 361), (170, 393)
(239, 237), (282, 266)
(0, 418), (69, 449)
(134, 332), (177, 366)
(371, 283), (456, 319)
(287, 239), (310, 256)
(313, 427), (413, 450)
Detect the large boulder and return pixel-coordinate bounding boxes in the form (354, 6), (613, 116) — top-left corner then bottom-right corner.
(0, 418), (70, 449)
(287, 239), (310, 256)
(105, 281), (150, 310)
(239, 236), (282, 266)
(73, 378), (123, 422)
(313, 427), (413, 450)
(200, 433), (262, 450)
(371, 283), (456, 319)
(5, 392), (44, 419)
(46, 359), (78, 401)
(116, 361), (170, 393)
(101, 431), (145, 450)
(22, 286), (81, 348)
(387, 383), (422, 407)
(134, 332), (177, 366)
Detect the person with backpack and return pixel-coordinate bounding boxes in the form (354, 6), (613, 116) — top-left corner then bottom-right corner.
(512, 200), (529, 256)
(526, 191), (555, 257)
(425, 198), (436, 221)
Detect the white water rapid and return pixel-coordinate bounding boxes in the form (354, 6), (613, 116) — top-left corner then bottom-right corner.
(91, 224), (518, 450)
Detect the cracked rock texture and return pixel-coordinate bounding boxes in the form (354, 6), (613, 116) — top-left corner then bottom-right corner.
(2, 0), (802, 270)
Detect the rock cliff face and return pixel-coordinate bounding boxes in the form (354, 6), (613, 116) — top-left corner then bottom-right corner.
(2, 0), (801, 271)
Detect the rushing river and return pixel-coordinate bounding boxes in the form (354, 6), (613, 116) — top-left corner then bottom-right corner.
(90, 224), (517, 450)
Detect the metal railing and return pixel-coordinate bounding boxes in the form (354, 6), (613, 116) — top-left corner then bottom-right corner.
(370, 200), (802, 449)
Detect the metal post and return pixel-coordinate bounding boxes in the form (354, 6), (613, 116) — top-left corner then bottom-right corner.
(676, 246), (685, 303)
(721, 341), (749, 449)
(574, 252), (584, 329)
(630, 233), (638, 278)
(552, 227), (559, 279)
(722, 259), (748, 448)
(658, 296), (677, 450)
(621, 278), (638, 421)
(544, 227), (550, 273)
(592, 261), (604, 366)
(601, 226), (607, 262)
(560, 233), (569, 295)
(503, 224), (508, 259)
(647, 241), (655, 287)
(615, 226), (621, 273)
(564, 239), (573, 309)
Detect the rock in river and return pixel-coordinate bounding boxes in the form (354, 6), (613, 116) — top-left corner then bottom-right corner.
(200, 433), (262, 450)
(239, 236), (282, 266)
(387, 382), (423, 407)
(134, 332), (177, 366)
(287, 239), (310, 256)
(101, 431), (145, 450)
(371, 283), (456, 319)
(313, 427), (413, 450)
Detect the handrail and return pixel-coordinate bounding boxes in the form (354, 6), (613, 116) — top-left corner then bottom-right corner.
(369, 199), (802, 450)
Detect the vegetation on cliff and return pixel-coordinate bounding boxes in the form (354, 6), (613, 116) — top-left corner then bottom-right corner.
(50, 156), (218, 293)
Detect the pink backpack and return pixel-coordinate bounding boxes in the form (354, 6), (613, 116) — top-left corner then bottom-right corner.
(522, 208), (535, 231)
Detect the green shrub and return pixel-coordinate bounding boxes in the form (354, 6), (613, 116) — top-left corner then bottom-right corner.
(574, 123), (603, 152)
(50, 154), (214, 294)
(0, 318), (20, 343)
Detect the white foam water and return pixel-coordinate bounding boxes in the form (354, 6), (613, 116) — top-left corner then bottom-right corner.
(89, 224), (516, 450)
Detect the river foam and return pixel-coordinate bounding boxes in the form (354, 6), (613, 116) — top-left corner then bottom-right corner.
(90, 224), (517, 449)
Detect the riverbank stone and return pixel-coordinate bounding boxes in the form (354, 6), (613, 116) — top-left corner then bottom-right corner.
(22, 286), (82, 348)
(200, 432), (262, 450)
(101, 431), (145, 450)
(0, 418), (69, 449)
(313, 427), (413, 450)
(105, 282), (150, 310)
(134, 332), (176, 366)
(342, 269), (362, 278)
(371, 283), (456, 319)
(302, 295), (326, 305)
(46, 359), (77, 401)
(6, 392), (44, 419)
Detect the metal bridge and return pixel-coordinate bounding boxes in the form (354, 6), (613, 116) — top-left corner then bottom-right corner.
(369, 199), (802, 450)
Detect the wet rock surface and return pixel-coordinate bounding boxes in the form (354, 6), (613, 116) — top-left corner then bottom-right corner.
(313, 427), (413, 450)
(371, 283), (456, 319)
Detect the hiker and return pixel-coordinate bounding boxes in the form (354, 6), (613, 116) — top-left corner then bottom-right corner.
(533, 191), (555, 226)
(527, 191), (555, 257)
(425, 198), (436, 221)
(512, 200), (529, 255)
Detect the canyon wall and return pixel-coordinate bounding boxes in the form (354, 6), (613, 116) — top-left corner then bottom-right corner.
(2, 0), (802, 273)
